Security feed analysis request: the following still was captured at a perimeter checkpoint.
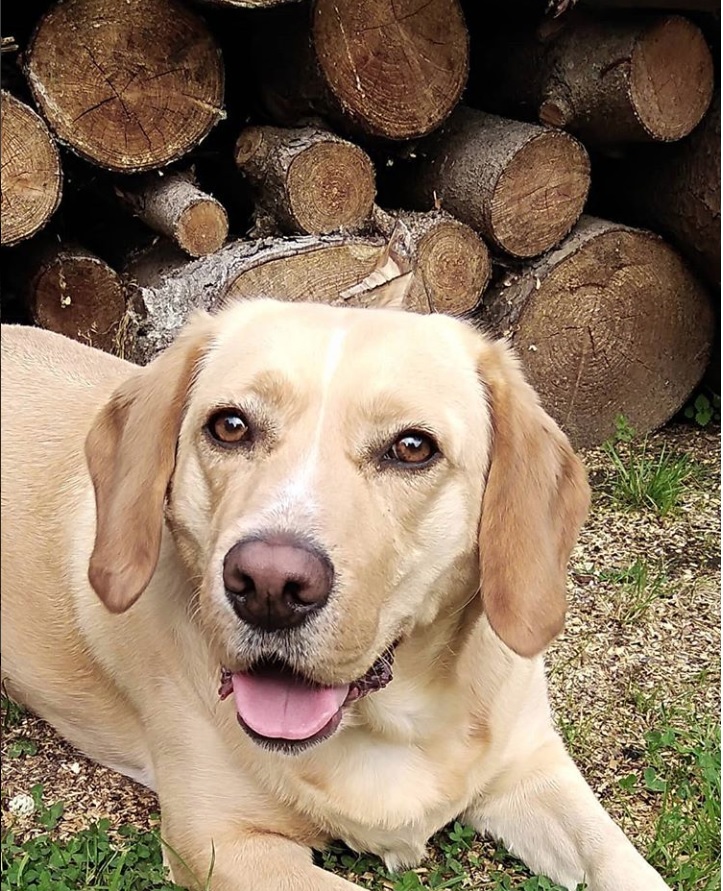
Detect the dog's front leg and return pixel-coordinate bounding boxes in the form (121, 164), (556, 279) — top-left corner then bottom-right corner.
(462, 734), (670, 891)
(160, 820), (358, 891)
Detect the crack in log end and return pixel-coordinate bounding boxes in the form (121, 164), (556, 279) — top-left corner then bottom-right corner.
(563, 328), (589, 427)
(1, 92), (62, 246)
(490, 129), (589, 257)
(25, 0), (224, 172)
(314, 0), (468, 139)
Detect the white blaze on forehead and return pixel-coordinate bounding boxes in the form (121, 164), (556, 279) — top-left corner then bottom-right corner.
(313, 326), (349, 454)
(265, 326), (349, 520)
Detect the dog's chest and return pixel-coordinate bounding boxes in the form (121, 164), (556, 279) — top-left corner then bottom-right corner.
(279, 697), (488, 870)
(331, 742), (474, 869)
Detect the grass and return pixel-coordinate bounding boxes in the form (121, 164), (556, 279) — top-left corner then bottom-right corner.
(598, 557), (669, 624)
(617, 691), (721, 891)
(2, 693), (26, 731)
(1, 820), (179, 891)
(319, 823), (578, 890)
(1, 815), (580, 891)
(556, 702), (598, 762)
(0, 694), (181, 891)
(602, 435), (694, 517)
(1, 781), (217, 891)
(558, 685), (721, 891)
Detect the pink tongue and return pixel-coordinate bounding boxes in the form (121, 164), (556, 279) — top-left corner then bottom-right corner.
(232, 672), (349, 741)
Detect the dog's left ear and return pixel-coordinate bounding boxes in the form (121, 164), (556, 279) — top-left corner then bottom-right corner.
(478, 338), (591, 658)
(85, 313), (214, 613)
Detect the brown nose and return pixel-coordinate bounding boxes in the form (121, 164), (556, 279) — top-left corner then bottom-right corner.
(223, 535), (333, 631)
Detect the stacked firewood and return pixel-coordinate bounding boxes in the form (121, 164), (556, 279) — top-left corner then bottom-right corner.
(1, 0), (719, 447)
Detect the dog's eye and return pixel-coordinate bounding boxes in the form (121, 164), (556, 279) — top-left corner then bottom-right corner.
(207, 409), (250, 446)
(385, 431), (438, 466)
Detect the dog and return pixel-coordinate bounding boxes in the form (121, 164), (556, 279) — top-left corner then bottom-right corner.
(1, 298), (671, 891)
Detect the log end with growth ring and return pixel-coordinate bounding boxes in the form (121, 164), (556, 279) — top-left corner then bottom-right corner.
(416, 221), (490, 314)
(176, 198), (229, 257)
(485, 220), (714, 448)
(1, 92), (62, 246)
(629, 15), (714, 142)
(490, 130), (590, 257)
(287, 142), (375, 233)
(31, 250), (126, 353)
(313, 0), (469, 140)
(25, 0), (224, 172)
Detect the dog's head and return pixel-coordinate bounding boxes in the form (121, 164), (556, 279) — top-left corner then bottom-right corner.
(85, 299), (589, 751)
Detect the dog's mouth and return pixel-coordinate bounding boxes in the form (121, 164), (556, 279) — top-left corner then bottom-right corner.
(219, 645), (396, 753)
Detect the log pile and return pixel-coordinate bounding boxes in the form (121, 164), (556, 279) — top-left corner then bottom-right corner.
(1, 0), (718, 447)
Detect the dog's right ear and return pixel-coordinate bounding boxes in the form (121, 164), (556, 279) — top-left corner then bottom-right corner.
(85, 313), (215, 613)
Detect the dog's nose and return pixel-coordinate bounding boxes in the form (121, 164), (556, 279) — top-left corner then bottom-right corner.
(223, 535), (333, 631)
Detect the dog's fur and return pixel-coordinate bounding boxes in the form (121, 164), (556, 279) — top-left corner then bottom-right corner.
(1, 299), (670, 890)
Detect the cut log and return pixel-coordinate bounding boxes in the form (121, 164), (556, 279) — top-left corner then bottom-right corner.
(393, 107), (590, 258)
(122, 218), (489, 364)
(1, 92), (62, 246)
(234, 125), (376, 236)
(256, 0), (469, 141)
(25, 0), (224, 172)
(199, 0), (302, 6)
(478, 216), (714, 448)
(372, 207), (491, 314)
(14, 240), (126, 352)
(592, 93), (720, 288)
(114, 171), (229, 258)
(584, 0), (718, 9)
(122, 235), (395, 363)
(468, 13), (714, 144)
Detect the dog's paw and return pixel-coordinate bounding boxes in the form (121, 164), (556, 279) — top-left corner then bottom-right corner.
(380, 842), (427, 875)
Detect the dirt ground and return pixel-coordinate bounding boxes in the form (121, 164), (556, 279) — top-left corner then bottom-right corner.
(2, 422), (720, 881)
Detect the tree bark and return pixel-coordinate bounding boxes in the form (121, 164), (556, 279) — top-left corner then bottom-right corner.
(591, 92), (720, 288)
(115, 171), (229, 258)
(11, 239), (126, 352)
(393, 107), (590, 258)
(235, 125), (376, 236)
(255, 0), (469, 141)
(1, 91), (62, 246)
(478, 216), (714, 448)
(468, 12), (714, 145)
(122, 234), (395, 364)
(25, 0), (224, 172)
(372, 207), (491, 314)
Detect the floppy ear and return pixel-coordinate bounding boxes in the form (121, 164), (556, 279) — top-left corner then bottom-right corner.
(85, 313), (214, 613)
(478, 339), (590, 658)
